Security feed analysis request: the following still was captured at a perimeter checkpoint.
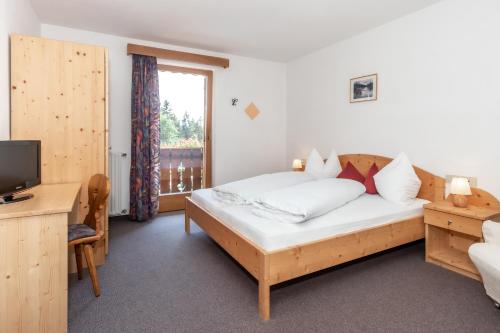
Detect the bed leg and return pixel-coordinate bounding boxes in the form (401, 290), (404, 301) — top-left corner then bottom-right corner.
(184, 210), (190, 234)
(259, 253), (271, 320)
(259, 281), (270, 320)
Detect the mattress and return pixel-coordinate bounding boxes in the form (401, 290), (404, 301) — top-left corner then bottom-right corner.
(191, 189), (429, 252)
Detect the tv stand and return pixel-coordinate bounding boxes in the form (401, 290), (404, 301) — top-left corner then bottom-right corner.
(0, 193), (34, 204)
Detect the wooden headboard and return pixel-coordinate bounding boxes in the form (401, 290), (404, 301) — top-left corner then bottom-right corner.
(339, 154), (500, 208)
(301, 153), (498, 207)
(338, 154), (445, 202)
(459, 187), (500, 210)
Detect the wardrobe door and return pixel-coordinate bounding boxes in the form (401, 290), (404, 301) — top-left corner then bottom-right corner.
(10, 35), (109, 268)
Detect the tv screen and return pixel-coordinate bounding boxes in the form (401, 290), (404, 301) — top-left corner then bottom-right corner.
(0, 140), (41, 198)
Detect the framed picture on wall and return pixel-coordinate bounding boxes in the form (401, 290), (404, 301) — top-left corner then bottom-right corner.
(350, 74), (378, 103)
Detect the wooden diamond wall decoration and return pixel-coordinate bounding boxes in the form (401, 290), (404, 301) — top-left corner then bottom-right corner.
(245, 102), (260, 120)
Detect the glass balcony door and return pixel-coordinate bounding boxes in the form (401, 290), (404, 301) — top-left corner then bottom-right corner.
(157, 65), (212, 212)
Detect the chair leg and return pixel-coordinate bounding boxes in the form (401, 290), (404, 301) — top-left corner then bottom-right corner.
(83, 244), (101, 297)
(74, 244), (83, 280)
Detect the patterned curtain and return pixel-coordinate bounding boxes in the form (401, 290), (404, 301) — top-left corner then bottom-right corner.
(129, 55), (161, 221)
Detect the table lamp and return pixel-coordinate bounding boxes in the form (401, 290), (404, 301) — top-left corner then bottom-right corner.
(292, 159), (303, 171)
(450, 177), (472, 208)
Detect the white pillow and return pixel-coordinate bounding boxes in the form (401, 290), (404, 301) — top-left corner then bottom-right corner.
(304, 148), (341, 179)
(374, 153), (422, 205)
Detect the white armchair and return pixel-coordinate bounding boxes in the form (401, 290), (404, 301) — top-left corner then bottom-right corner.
(469, 220), (500, 308)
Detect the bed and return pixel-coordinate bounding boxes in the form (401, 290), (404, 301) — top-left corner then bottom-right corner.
(184, 154), (446, 320)
(192, 189), (430, 251)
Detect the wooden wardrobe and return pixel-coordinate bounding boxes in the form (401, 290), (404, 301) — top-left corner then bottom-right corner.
(10, 35), (109, 271)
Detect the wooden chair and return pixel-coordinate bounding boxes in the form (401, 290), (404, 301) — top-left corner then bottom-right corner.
(68, 174), (110, 297)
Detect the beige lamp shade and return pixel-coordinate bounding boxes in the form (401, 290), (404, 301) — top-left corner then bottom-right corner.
(450, 177), (472, 195)
(292, 159), (303, 169)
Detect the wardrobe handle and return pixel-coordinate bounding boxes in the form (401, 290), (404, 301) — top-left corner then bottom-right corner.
(447, 220), (453, 225)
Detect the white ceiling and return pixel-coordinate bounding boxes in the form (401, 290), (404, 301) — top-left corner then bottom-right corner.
(31, 0), (443, 61)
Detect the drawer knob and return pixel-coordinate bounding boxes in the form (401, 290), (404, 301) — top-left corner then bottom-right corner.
(448, 220), (453, 225)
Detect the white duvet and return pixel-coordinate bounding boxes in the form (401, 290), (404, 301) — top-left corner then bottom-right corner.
(213, 171), (315, 205)
(252, 178), (366, 223)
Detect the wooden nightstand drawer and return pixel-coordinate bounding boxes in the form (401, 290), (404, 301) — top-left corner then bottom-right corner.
(425, 210), (482, 238)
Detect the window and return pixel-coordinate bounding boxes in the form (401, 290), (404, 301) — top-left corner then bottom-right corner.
(157, 65), (212, 211)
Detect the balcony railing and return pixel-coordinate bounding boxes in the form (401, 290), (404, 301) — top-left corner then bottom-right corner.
(160, 147), (204, 194)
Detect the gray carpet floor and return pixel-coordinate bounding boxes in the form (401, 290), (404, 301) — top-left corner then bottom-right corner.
(69, 212), (500, 333)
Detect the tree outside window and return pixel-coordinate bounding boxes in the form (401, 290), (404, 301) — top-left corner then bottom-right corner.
(160, 100), (204, 148)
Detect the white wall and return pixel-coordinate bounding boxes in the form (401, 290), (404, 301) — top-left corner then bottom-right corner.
(41, 24), (287, 211)
(0, 0), (40, 139)
(287, 0), (500, 198)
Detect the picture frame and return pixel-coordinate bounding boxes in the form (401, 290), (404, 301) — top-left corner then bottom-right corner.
(350, 74), (378, 103)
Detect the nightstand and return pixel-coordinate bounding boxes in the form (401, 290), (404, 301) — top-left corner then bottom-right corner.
(424, 200), (500, 280)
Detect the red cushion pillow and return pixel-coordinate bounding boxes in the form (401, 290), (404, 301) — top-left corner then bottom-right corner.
(364, 163), (379, 194)
(337, 161), (365, 184)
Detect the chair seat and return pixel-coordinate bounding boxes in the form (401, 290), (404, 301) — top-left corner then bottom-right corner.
(68, 224), (97, 242)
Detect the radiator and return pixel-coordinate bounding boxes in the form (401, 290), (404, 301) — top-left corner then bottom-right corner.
(109, 151), (129, 216)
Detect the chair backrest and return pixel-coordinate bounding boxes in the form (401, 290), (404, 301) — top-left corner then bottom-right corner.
(84, 174), (111, 233)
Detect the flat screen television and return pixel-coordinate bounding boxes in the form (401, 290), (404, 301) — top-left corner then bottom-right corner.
(0, 140), (41, 204)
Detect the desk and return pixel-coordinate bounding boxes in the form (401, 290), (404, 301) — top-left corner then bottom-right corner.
(0, 183), (80, 333)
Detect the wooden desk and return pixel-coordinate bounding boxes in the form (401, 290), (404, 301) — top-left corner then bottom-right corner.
(0, 183), (80, 333)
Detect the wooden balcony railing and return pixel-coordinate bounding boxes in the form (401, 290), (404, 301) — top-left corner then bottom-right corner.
(160, 147), (204, 194)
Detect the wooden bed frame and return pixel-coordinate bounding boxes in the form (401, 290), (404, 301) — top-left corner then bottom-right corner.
(184, 154), (446, 320)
